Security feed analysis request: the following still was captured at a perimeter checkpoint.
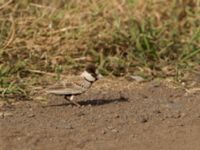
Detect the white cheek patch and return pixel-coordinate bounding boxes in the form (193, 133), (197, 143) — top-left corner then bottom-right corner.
(81, 71), (96, 82)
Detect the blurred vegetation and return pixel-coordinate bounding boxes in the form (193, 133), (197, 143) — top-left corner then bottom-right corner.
(0, 0), (199, 99)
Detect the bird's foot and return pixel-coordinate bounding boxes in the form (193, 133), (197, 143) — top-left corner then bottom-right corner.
(65, 96), (80, 107)
(69, 100), (81, 107)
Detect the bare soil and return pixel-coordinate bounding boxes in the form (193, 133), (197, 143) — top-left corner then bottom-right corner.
(1, 79), (200, 150)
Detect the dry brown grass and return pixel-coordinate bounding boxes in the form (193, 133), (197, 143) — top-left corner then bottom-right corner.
(0, 0), (199, 99)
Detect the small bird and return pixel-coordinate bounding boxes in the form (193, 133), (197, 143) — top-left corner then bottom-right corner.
(46, 64), (102, 106)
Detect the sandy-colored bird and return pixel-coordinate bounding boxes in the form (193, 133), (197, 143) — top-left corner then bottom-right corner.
(46, 64), (102, 106)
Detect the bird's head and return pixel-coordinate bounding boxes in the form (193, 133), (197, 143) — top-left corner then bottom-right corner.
(81, 64), (102, 82)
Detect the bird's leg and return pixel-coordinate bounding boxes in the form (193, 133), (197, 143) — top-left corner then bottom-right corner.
(65, 95), (80, 107)
(64, 95), (71, 103)
(70, 95), (81, 106)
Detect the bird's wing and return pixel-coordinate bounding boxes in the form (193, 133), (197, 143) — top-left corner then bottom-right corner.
(46, 76), (86, 95)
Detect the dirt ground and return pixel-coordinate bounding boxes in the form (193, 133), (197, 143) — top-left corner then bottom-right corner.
(1, 78), (200, 150)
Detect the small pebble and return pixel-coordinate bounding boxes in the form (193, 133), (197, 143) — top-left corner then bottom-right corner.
(138, 116), (148, 123)
(114, 114), (120, 118)
(28, 113), (35, 118)
(153, 109), (161, 114)
(129, 75), (145, 82)
(111, 129), (119, 133)
(101, 130), (106, 134)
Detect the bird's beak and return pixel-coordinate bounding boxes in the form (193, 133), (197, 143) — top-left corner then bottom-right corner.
(97, 73), (103, 79)
(96, 70), (103, 79)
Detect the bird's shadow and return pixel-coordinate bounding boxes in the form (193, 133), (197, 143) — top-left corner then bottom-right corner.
(79, 97), (128, 106)
(44, 97), (128, 107)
